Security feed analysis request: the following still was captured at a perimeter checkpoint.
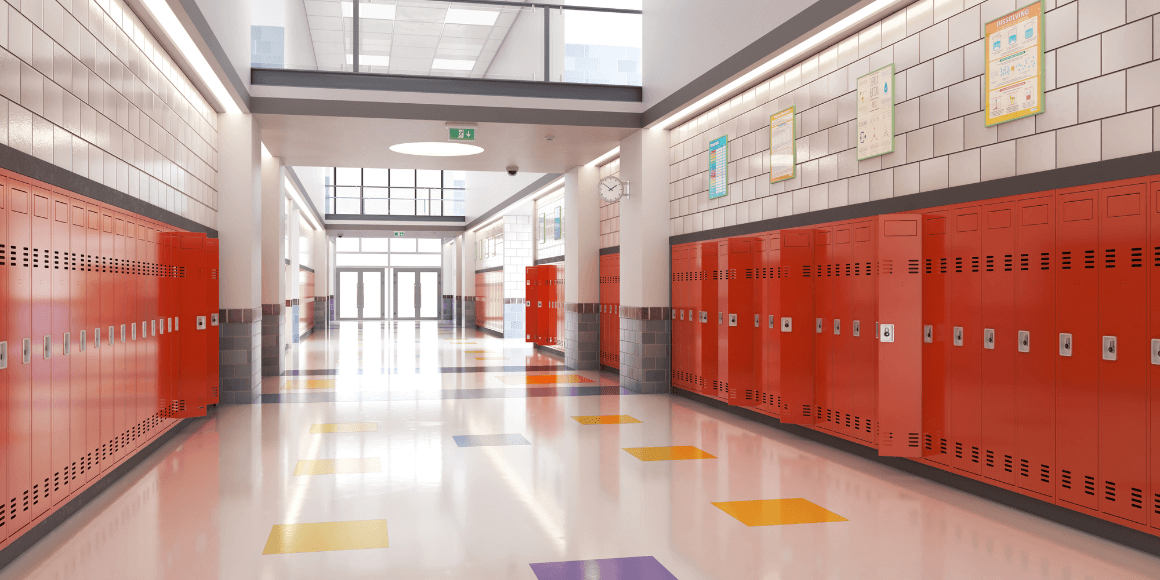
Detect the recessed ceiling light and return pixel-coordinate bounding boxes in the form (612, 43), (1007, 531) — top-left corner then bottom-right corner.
(347, 54), (390, 66)
(342, 2), (396, 20)
(432, 59), (476, 71)
(445, 8), (499, 26)
(390, 142), (485, 157)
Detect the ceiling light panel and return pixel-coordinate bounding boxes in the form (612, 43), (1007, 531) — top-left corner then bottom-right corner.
(432, 59), (475, 71)
(390, 142), (485, 156)
(445, 9), (499, 26)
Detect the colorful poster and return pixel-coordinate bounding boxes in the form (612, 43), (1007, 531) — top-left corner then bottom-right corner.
(857, 64), (895, 160)
(708, 135), (728, 200)
(553, 207), (561, 240)
(769, 106), (796, 183)
(985, 1), (1045, 126)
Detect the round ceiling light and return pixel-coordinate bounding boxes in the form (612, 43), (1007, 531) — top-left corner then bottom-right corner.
(389, 142), (484, 156)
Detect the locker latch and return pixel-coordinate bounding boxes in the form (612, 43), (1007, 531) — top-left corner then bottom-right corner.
(131, 324), (137, 341)
(700, 311), (708, 323)
(852, 320), (860, 337)
(197, 316), (207, 330)
(754, 314), (760, 328)
(781, 317), (792, 332)
(108, 326), (114, 345)
(1059, 333), (1072, 356)
(833, 319), (840, 335)
(0, 341), (6, 369)
(718, 312), (723, 324)
(63, 332), (70, 355)
(1152, 339), (1160, 365)
(1102, 336), (1117, 361)
(174, 318), (179, 332)
(526, 300), (531, 307)
(768, 315), (776, 329)
(880, 324), (894, 343)
(22, 338), (30, 365)
(94, 328), (100, 349)
(983, 328), (995, 350)
(43, 336), (51, 360)
(210, 313), (219, 327)
(120, 324), (126, 343)
(1018, 331), (1030, 353)
(815, 318), (823, 333)
(924, 325), (933, 343)
(538, 301), (542, 308)
(953, 327), (964, 347)
(680, 310), (685, 321)
(672, 309), (678, 319)
(728, 314), (737, 327)
(79, 330), (86, 352)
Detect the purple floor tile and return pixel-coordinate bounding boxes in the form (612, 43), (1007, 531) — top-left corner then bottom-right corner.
(530, 556), (678, 580)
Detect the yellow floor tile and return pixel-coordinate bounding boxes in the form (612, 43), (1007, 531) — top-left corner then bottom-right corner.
(293, 458), (383, 475)
(285, 379), (337, 390)
(309, 423), (378, 434)
(497, 374), (595, 385)
(712, 498), (848, 526)
(262, 520), (389, 554)
(573, 415), (642, 425)
(622, 446), (715, 461)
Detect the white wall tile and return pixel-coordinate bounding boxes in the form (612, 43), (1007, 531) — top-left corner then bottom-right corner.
(964, 38), (986, 77)
(981, 0), (1019, 31)
(762, 195), (778, 220)
(921, 87), (950, 126)
(859, 24), (882, 58)
(1127, 60), (1160, 110)
(895, 163), (921, 195)
(829, 179), (850, 207)
(980, 140), (1017, 180)
(921, 20), (950, 62)
(849, 174), (871, 203)
(964, 111), (998, 147)
(870, 168), (894, 200)
(9, 8), (32, 64)
(883, 10), (908, 46)
(0, 96), (6, 146)
(1102, 108), (1153, 157)
(908, 59), (934, 96)
(1057, 36), (1102, 86)
(1156, 105), (1160, 149)
(1103, 18), (1153, 73)
(1078, 0), (1126, 39)
(897, 98), (921, 133)
(997, 115), (1036, 141)
(1046, 2), (1079, 51)
(33, 114), (52, 162)
(20, 62), (41, 115)
(792, 188), (810, 213)
(1037, 85), (1079, 131)
(883, 132), (909, 168)
(935, 117), (966, 155)
(908, 125), (935, 162)
(909, 0), (935, 35)
(933, 48), (964, 89)
(809, 184), (829, 211)
(777, 192), (793, 217)
(1078, 70), (1127, 121)
(1057, 120), (1103, 165)
(948, 148), (982, 185)
(936, 0), (967, 22)
(1127, 0), (1160, 20)
(949, 5), (982, 48)
(949, 77), (981, 118)
(920, 156), (950, 191)
(894, 33), (921, 71)
(1016, 131), (1056, 173)
(0, 49), (18, 102)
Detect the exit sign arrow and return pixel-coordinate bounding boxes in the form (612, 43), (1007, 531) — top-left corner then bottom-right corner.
(449, 128), (475, 141)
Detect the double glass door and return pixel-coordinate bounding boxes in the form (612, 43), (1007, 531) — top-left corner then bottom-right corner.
(394, 269), (440, 320)
(337, 268), (384, 319)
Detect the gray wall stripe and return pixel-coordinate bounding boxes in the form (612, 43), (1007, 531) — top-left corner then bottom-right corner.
(250, 97), (642, 128)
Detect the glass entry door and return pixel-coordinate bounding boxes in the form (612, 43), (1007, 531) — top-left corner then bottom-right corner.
(394, 268), (441, 320)
(337, 268), (385, 319)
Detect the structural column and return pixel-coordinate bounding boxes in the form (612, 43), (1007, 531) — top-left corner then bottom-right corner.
(288, 205), (301, 344)
(503, 211), (533, 338)
(457, 231), (476, 327)
(260, 150), (287, 379)
(313, 228), (331, 331)
(563, 164), (601, 369)
(618, 128), (672, 393)
(217, 114), (264, 404)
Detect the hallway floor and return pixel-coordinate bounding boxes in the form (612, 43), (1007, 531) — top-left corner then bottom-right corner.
(2, 321), (1159, 579)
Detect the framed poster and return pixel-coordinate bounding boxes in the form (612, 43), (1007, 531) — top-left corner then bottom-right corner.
(769, 106), (796, 183)
(985, 1), (1045, 126)
(708, 135), (728, 199)
(857, 64), (895, 160)
(553, 207), (561, 240)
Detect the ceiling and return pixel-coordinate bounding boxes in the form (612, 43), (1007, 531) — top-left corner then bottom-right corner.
(259, 114), (633, 173)
(304, 0), (527, 77)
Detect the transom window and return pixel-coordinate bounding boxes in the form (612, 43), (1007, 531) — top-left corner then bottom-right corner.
(325, 168), (466, 217)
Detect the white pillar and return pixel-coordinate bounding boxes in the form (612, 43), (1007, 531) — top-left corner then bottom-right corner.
(458, 231), (476, 327)
(288, 205), (301, 344)
(260, 153), (287, 376)
(563, 164), (601, 369)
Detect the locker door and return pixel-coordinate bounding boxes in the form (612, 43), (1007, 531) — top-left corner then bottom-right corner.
(980, 201), (1017, 485)
(716, 240), (729, 401)
(1056, 188), (1099, 510)
(68, 202), (86, 493)
(173, 234), (208, 418)
(671, 247), (685, 391)
(692, 246), (703, 391)
(124, 218), (138, 451)
(112, 216), (128, 464)
(84, 209), (100, 480)
(147, 228), (161, 429)
(851, 221), (878, 443)
(727, 238), (759, 407)
(831, 224), (854, 436)
(949, 206), (982, 474)
(30, 188), (52, 517)
(136, 225), (153, 428)
(1015, 195), (1056, 498)
(1150, 180), (1160, 529)
(780, 228), (816, 424)
(877, 214), (922, 457)
(207, 238), (220, 406)
(100, 210), (115, 471)
(1097, 182), (1148, 524)
(814, 226), (833, 428)
(613, 253), (620, 368)
(49, 191), (71, 504)
(700, 242), (719, 398)
(159, 233), (175, 422)
(0, 176), (8, 539)
(922, 212), (950, 461)
(761, 233), (781, 417)
(525, 266), (535, 342)
(7, 178), (31, 532)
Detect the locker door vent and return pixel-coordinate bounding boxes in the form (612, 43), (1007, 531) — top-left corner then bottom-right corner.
(971, 257), (979, 273)
(986, 256), (994, 272)
(845, 263), (852, 276)
(1153, 493), (1160, 515)
(32, 484), (39, 506)
(845, 414), (851, 428)
(856, 262), (863, 275)
(940, 438), (948, 454)
(882, 432), (893, 446)
(908, 433), (919, 448)
(986, 450), (994, 468)
(802, 404), (813, 417)
(826, 409), (833, 422)
(53, 471), (60, 493)
(1105, 248), (1116, 268)
(1084, 249), (1095, 268)
(972, 447), (980, 464)
(1004, 255), (1013, 271)
(1154, 247), (1160, 266)
(855, 416), (862, 431)
(1006, 456), (1014, 474)
(1039, 464), (1049, 482)
(1040, 252), (1050, 270)
(955, 442), (963, 458)
(908, 259), (919, 274)
(881, 259), (893, 275)
(1105, 481), (1117, 502)
(1020, 459), (1029, 477)
(1131, 488), (1143, 509)
(1131, 247), (1142, 267)
(924, 434), (933, 450)
(955, 257), (963, 273)
(1020, 254), (1029, 271)
(1084, 476), (1096, 496)
(1062, 251), (1072, 269)
(802, 265), (811, 277)
(924, 259), (932, 274)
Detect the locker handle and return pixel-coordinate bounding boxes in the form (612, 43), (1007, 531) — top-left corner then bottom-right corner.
(94, 328), (101, 349)
(79, 330), (86, 352)
(174, 317), (179, 332)
(108, 326), (114, 346)
(131, 323), (137, 341)
(22, 338), (30, 365)
(120, 324), (126, 344)
(63, 332), (70, 355)
(0, 341), (6, 369)
(43, 336), (51, 359)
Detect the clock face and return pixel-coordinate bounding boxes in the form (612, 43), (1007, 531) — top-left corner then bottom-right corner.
(599, 176), (624, 203)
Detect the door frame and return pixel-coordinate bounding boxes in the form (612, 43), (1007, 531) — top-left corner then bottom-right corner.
(336, 267), (386, 320)
(393, 268), (442, 320)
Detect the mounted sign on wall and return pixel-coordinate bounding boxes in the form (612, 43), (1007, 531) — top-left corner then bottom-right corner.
(708, 135), (728, 199)
(984, 1), (1045, 126)
(857, 64), (895, 160)
(393, 231), (405, 237)
(769, 106), (796, 183)
(448, 127), (476, 141)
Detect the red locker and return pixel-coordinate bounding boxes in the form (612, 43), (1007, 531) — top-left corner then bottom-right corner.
(850, 221), (877, 443)
(160, 232), (175, 422)
(68, 201), (87, 493)
(172, 233), (209, 418)
(1150, 180), (1160, 529)
(979, 201), (1017, 485)
(124, 217), (139, 452)
(830, 223), (854, 436)
(30, 187), (52, 517)
(671, 247), (688, 391)
(84, 208), (101, 481)
(611, 253), (620, 368)
(49, 190), (71, 504)
(877, 214), (922, 457)
(813, 226), (833, 428)
(691, 246), (703, 390)
(751, 237), (768, 409)
(1055, 187), (1099, 509)
(136, 224), (154, 432)
(759, 233), (781, 417)
(922, 212), (950, 461)
(1014, 194), (1056, 498)
(525, 266), (537, 343)
(700, 242), (719, 399)
(779, 228), (815, 424)
(715, 240), (728, 401)
(207, 238), (220, 406)
(948, 206), (982, 474)
(1097, 182), (1148, 524)
(8, 177), (31, 531)
(726, 238), (759, 407)
(0, 176), (8, 540)
(112, 216), (128, 465)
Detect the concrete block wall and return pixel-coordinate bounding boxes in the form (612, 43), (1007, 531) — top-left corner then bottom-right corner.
(0, 0), (219, 228)
(219, 308), (261, 404)
(599, 158), (621, 248)
(564, 307), (599, 370)
(668, 0), (1160, 235)
(619, 311), (671, 394)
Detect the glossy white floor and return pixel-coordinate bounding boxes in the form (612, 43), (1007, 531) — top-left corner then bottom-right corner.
(1, 320), (1159, 579)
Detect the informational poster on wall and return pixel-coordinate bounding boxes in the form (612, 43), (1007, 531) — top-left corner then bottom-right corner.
(857, 64), (895, 160)
(708, 135), (728, 199)
(985, 1), (1045, 126)
(553, 207), (561, 240)
(769, 106), (796, 183)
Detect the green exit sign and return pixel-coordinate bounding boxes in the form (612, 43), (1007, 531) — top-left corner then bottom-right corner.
(449, 128), (475, 141)
(393, 231), (405, 237)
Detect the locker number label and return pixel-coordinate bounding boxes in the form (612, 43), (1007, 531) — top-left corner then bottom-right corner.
(672, 309), (678, 319)
(1102, 336), (1117, 361)
(781, 317), (792, 332)
(833, 319), (841, 335)
(853, 320), (861, 337)
(1018, 331), (1030, 353)
(1059, 333), (1073, 357)
(924, 325), (933, 343)
(728, 314), (738, 327)
(983, 328), (995, 350)
(815, 318), (823, 333)
(880, 324), (895, 343)
(953, 327), (964, 347)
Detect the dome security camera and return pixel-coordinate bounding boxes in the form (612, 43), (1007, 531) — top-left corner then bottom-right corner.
(506, 165), (519, 176)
